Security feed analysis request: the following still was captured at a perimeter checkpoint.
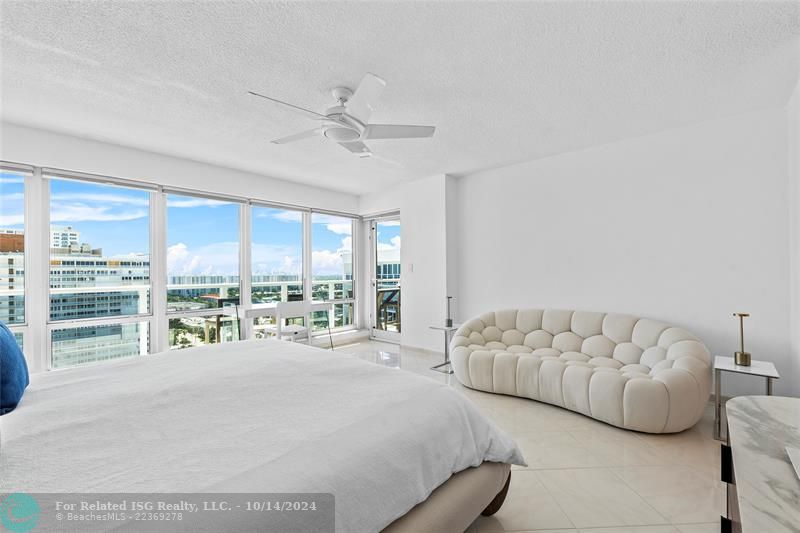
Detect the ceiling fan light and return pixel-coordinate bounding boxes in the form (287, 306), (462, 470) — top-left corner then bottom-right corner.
(324, 127), (360, 142)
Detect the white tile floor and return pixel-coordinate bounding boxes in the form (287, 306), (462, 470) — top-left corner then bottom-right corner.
(334, 340), (723, 533)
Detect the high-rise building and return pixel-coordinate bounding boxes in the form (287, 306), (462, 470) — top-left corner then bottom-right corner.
(1, 224), (364, 366)
(0, 229), (24, 252)
(0, 226), (151, 367)
(0, 229), (25, 324)
(50, 225), (80, 249)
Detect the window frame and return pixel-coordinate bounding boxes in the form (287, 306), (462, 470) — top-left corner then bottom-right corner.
(164, 189), (244, 350)
(44, 174), (156, 369)
(1, 164), (32, 355)
(249, 202), (307, 305)
(0, 161), (363, 369)
(310, 211), (358, 334)
(248, 203), (307, 340)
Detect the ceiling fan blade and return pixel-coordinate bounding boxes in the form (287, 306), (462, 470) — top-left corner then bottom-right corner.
(271, 128), (322, 145)
(364, 124), (436, 140)
(345, 73), (386, 123)
(364, 152), (404, 168)
(337, 141), (372, 156)
(248, 91), (329, 120)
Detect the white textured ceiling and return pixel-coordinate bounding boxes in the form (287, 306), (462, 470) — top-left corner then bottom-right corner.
(1, 1), (799, 195)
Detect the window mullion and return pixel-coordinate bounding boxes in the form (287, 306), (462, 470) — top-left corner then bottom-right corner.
(303, 211), (312, 302)
(150, 189), (167, 353)
(25, 169), (49, 372)
(351, 219), (359, 328)
(239, 202), (252, 340)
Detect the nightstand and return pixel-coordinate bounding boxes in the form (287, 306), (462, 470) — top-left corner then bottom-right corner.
(714, 355), (780, 441)
(429, 325), (459, 374)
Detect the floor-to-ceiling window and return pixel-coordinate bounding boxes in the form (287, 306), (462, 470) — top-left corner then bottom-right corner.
(311, 213), (356, 332)
(1, 161), (362, 368)
(0, 168), (29, 350)
(166, 193), (241, 349)
(250, 205), (305, 337)
(48, 177), (152, 368)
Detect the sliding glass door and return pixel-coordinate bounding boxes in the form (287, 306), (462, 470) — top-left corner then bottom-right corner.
(370, 218), (401, 342)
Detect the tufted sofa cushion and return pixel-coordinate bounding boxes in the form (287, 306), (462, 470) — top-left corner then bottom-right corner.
(451, 309), (711, 433)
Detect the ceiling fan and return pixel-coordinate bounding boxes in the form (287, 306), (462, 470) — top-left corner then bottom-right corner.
(248, 73), (435, 158)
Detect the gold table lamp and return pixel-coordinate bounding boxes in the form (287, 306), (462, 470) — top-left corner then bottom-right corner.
(733, 312), (751, 366)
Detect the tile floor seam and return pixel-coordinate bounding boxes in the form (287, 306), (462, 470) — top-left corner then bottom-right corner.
(529, 469), (578, 530)
(618, 474), (677, 526)
(533, 466), (674, 528)
(608, 469), (725, 526)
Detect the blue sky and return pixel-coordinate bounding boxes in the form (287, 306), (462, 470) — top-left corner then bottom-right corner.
(0, 171), (26, 230)
(376, 221), (401, 247)
(0, 173), (357, 277)
(52, 178), (151, 255)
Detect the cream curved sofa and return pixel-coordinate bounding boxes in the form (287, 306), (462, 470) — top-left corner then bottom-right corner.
(451, 309), (711, 433)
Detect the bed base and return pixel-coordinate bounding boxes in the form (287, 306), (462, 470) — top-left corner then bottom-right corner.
(480, 467), (511, 516)
(382, 461), (512, 533)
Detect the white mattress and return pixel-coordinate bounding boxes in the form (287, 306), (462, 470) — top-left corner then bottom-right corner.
(0, 340), (524, 532)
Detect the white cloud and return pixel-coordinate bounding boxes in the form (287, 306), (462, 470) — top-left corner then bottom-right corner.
(280, 256), (298, 274)
(311, 236), (353, 276)
(0, 177), (24, 184)
(167, 241), (239, 276)
(51, 192), (149, 206)
(255, 211), (354, 236)
(313, 213), (351, 225)
(167, 243), (198, 275)
(167, 198), (230, 208)
(378, 235), (401, 251)
(0, 191), (25, 225)
(50, 204), (148, 223)
(376, 236), (400, 263)
(252, 243), (302, 275)
(325, 223), (352, 235)
(0, 192), (149, 225)
(264, 210), (303, 223)
(312, 249), (343, 274)
(0, 214), (24, 226)
(313, 214), (354, 236)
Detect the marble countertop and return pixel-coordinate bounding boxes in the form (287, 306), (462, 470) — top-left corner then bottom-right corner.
(726, 396), (800, 532)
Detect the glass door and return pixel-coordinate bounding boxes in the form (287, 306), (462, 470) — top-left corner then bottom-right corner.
(371, 219), (401, 342)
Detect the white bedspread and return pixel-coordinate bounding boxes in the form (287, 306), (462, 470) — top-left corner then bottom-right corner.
(0, 340), (524, 532)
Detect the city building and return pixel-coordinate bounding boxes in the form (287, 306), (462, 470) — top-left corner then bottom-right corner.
(1, 225), (374, 365)
(0, 229), (24, 252)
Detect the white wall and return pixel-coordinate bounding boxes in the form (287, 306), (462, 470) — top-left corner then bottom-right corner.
(455, 107), (793, 396)
(445, 175), (460, 321)
(789, 80), (800, 397)
(359, 175), (452, 352)
(0, 122), (358, 212)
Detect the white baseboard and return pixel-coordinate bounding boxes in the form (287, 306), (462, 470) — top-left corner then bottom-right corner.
(309, 328), (371, 348)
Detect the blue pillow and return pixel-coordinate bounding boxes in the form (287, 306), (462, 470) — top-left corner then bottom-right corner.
(0, 321), (28, 415)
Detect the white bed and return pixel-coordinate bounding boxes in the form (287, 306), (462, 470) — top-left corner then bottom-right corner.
(0, 339), (524, 532)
